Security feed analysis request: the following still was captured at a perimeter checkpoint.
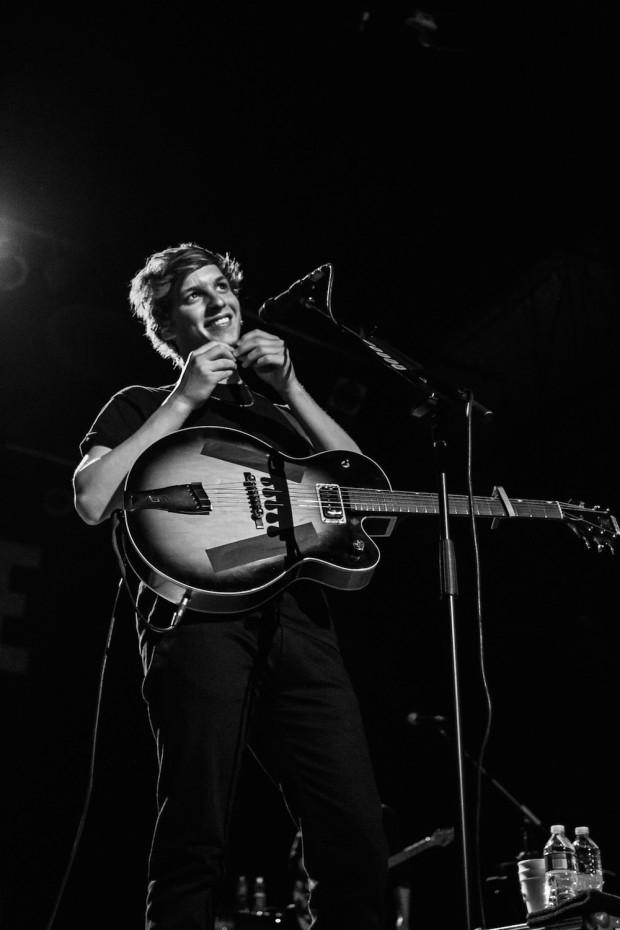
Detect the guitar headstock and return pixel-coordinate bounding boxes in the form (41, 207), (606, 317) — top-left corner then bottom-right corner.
(430, 826), (455, 849)
(561, 502), (619, 553)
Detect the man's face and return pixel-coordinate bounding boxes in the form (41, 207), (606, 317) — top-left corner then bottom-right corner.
(166, 263), (242, 358)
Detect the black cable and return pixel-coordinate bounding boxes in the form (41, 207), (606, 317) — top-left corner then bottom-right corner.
(44, 576), (122, 930)
(465, 392), (493, 930)
(248, 746), (301, 834)
(110, 513), (177, 634)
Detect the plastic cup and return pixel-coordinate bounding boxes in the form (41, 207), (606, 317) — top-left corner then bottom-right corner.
(518, 859), (545, 877)
(517, 859), (547, 913)
(519, 874), (548, 913)
(518, 858), (545, 873)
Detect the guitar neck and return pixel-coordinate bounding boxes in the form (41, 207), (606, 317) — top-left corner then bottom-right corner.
(348, 489), (564, 522)
(388, 838), (434, 869)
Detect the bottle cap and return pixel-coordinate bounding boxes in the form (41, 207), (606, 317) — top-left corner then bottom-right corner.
(550, 825), (565, 834)
(575, 826), (590, 835)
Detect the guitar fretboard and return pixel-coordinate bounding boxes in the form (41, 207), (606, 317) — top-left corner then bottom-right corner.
(346, 489), (564, 521)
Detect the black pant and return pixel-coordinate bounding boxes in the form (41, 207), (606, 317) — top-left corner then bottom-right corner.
(139, 593), (388, 930)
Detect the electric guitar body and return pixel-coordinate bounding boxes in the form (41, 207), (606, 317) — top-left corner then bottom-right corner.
(123, 426), (391, 613)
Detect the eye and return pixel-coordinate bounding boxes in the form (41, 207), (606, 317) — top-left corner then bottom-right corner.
(184, 290), (201, 302)
(215, 280), (230, 292)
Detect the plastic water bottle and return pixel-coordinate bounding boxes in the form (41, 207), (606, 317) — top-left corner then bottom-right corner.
(574, 826), (604, 892)
(235, 874), (249, 912)
(544, 824), (578, 908)
(252, 875), (267, 914)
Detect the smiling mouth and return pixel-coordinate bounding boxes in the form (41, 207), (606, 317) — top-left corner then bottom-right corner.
(204, 311), (234, 328)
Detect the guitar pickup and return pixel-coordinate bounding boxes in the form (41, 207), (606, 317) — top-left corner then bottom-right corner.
(317, 483), (346, 524)
(124, 482), (212, 514)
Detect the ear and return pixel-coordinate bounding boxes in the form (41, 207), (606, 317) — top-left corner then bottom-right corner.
(160, 322), (175, 341)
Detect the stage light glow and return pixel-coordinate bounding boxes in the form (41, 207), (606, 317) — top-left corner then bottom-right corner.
(0, 219), (29, 291)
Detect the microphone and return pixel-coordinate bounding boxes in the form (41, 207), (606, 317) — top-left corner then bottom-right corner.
(406, 712), (448, 727)
(258, 264), (330, 322)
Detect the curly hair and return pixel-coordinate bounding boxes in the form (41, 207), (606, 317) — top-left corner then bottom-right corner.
(129, 242), (243, 366)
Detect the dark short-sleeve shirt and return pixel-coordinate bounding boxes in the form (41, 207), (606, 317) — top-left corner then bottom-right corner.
(80, 381), (312, 458)
(80, 380), (331, 630)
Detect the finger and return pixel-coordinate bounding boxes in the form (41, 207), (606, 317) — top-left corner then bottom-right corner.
(254, 353), (286, 369)
(202, 358), (237, 371)
(236, 333), (283, 356)
(237, 341), (284, 365)
(240, 347), (285, 368)
(191, 341), (237, 360)
(237, 328), (272, 345)
(212, 367), (236, 382)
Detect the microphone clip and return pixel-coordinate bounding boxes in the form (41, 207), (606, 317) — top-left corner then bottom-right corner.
(258, 263), (333, 323)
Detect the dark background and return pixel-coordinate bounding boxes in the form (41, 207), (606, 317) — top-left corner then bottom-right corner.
(1, 4), (619, 929)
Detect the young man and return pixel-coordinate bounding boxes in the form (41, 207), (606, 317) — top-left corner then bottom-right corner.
(73, 243), (388, 929)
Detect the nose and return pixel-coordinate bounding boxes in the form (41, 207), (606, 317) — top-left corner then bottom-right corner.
(205, 289), (226, 309)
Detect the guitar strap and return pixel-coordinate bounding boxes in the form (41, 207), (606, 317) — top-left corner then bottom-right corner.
(209, 383), (313, 452)
(274, 403), (314, 450)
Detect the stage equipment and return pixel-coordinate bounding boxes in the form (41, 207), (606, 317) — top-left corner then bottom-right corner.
(254, 263), (617, 930)
(407, 710), (544, 859)
(258, 262), (495, 421)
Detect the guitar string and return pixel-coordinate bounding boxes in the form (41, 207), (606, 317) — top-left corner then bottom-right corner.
(182, 492), (597, 516)
(147, 508), (608, 537)
(201, 490), (569, 504)
(175, 488), (583, 515)
(186, 498), (598, 521)
(179, 483), (589, 508)
(162, 504), (608, 535)
(188, 486), (577, 505)
(200, 502), (586, 516)
(141, 476), (605, 519)
(144, 486), (608, 530)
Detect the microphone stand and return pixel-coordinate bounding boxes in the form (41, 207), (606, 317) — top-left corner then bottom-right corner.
(259, 264), (495, 930)
(431, 721), (544, 853)
(432, 408), (475, 930)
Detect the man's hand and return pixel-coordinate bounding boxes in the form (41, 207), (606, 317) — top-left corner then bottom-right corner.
(74, 344), (236, 525)
(169, 342), (237, 410)
(236, 329), (297, 395)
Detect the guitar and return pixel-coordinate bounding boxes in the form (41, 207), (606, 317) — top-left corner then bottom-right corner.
(122, 426), (618, 614)
(388, 826), (455, 869)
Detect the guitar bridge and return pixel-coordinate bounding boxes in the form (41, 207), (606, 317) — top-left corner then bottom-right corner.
(317, 484), (346, 524)
(124, 482), (212, 514)
(244, 472), (265, 529)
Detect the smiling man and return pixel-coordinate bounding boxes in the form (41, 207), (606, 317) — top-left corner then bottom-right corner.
(73, 243), (388, 930)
